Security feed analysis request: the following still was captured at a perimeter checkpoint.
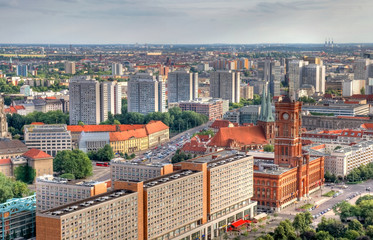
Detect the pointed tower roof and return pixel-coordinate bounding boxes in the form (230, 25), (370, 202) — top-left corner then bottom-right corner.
(259, 83), (267, 121)
(264, 83), (274, 122)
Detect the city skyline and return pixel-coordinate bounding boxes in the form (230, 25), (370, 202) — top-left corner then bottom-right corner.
(0, 0), (372, 44)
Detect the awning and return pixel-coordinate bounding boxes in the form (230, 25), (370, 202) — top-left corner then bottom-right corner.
(231, 219), (252, 228)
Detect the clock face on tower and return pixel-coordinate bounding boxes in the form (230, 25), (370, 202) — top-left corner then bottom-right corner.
(282, 113), (289, 120)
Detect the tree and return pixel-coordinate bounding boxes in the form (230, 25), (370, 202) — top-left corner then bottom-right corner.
(361, 87), (366, 95)
(54, 150), (93, 179)
(263, 144), (274, 152)
(345, 230), (360, 240)
(88, 144), (114, 162)
(366, 225), (373, 239)
(335, 201), (355, 222)
(60, 173), (75, 180)
(256, 234), (274, 240)
(273, 225), (287, 240)
(171, 149), (193, 163)
(356, 195), (373, 205)
(293, 213), (308, 234)
(317, 217), (346, 238)
(0, 173), (31, 203)
(14, 165), (36, 184)
(300, 230), (316, 240)
(315, 231), (334, 240)
(348, 219), (364, 233)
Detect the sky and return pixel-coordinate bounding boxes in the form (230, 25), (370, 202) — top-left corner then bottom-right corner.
(0, 0), (372, 44)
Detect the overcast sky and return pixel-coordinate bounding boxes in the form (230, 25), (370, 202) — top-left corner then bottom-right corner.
(0, 0), (372, 44)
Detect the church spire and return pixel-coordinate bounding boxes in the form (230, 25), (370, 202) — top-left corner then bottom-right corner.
(259, 83), (267, 121)
(264, 83), (274, 122)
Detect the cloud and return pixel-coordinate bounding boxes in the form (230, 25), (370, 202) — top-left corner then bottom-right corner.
(0, 0), (372, 44)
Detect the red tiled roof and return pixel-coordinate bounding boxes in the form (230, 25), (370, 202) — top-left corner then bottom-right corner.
(67, 121), (168, 134)
(337, 116), (370, 120)
(31, 122), (45, 125)
(196, 135), (211, 142)
(181, 140), (207, 153)
(109, 128), (148, 141)
(211, 119), (234, 129)
(361, 123), (373, 129)
(302, 139), (314, 146)
(340, 130), (364, 138)
(145, 120), (169, 134)
(208, 126), (267, 147)
(0, 158), (11, 165)
(4, 106), (17, 114)
(14, 105), (25, 110)
(68, 125), (118, 133)
(22, 149), (52, 159)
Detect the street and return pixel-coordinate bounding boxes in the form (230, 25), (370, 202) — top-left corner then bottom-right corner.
(89, 121), (212, 182)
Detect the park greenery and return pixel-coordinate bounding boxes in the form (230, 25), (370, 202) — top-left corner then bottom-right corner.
(323, 190), (337, 198)
(14, 165), (36, 184)
(6, 111), (69, 137)
(53, 150), (93, 179)
(263, 144), (274, 152)
(171, 149), (193, 164)
(254, 209), (373, 240)
(325, 88), (341, 96)
(310, 112), (335, 116)
(324, 170), (338, 183)
(59, 173), (75, 180)
(0, 173), (32, 203)
(0, 78), (23, 94)
(346, 162), (373, 183)
(114, 106), (209, 133)
(192, 129), (215, 137)
(298, 96), (316, 104)
(334, 195), (373, 224)
(88, 144), (114, 162)
(229, 95), (262, 110)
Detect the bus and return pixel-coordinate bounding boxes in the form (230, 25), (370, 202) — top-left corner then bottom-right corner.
(96, 162), (109, 167)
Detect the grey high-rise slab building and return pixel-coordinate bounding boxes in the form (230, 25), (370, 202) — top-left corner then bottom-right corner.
(302, 64), (326, 94)
(257, 60), (283, 97)
(287, 60), (309, 98)
(168, 70), (198, 103)
(112, 63), (123, 76)
(127, 73), (166, 114)
(69, 76), (101, 125)
(210, 70), (240, 103)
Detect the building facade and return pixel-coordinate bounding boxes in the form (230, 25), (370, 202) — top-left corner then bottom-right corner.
(24, 124), (72, 157)
(110, 159), (173, 182)
(210, 71), (240, 103)
(168, 70), (198, 103)
(112, 63), (123, 76)
(0, 98), (11, 139)
(36, 151), (257, 240)
(0, 194), (36, 240)
(69, 77), (101, 125)
(178, 98), (228, 120)
(252, 95), (325, 212)
(64, 62), (76, 75)
(127, 73), (166, 114)
(36, 175), (107, 211)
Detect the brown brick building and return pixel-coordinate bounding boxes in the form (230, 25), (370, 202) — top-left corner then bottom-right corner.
(252, 96), (325, 212)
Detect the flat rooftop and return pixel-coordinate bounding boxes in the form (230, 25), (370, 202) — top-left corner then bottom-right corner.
(39, 189), (134, 217)
(36, 175), (104, 187)
(111, 157), (170, 168)
(142, 170), (200, 188)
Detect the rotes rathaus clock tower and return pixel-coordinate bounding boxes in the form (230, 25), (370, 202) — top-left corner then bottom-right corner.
(274, 96), (303, 168)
